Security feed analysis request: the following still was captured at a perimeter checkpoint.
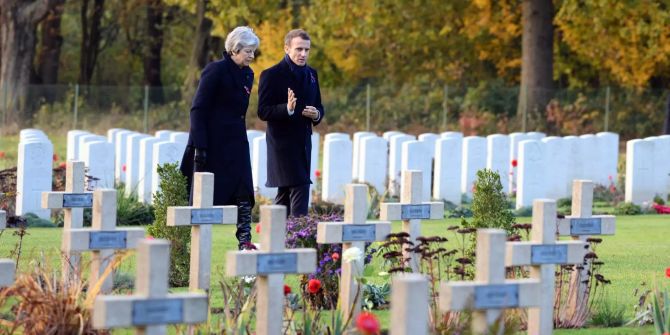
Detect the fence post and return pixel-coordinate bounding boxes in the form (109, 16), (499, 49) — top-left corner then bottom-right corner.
(73, 84), (79, 129)
(604, 86), (610, 132)
(442, 84), (449, 131)
(366, 83), (371, 132)
(143, 85), (149, 133)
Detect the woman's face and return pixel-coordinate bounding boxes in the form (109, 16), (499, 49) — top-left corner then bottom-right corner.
(231, 47), (256, 67)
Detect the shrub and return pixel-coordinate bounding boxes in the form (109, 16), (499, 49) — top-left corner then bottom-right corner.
(147, 163), (191, 287)
(115, 186), (154, 226)
(653, 195), (666, 206)
(447, 206), (473, 218)
(614, 202), (642, 215)
(23, 213), (57, 227)
(590, 298), (626, 327)
(470, 169), (516, 232)
(362, 283), (390, 310)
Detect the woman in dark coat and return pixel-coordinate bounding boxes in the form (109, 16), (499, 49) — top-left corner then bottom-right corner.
(180, 26), (259, 249)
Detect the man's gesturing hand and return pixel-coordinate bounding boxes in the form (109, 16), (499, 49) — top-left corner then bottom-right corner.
(287, 88), (297, 112)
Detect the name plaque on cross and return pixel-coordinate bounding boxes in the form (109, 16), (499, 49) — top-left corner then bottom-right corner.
(342, 224), (376, 241)
(401, 204), (431, 220)
(63, 193), (93, 208)
(474, 284), (519, 309)
(190, 208), (223, 224)
(257, 253), (298, 274)
(530, 245), (568, 264)
(570, 218), (602, 235)
(132, 299), (183, 325)
(89, 231), (127, 249)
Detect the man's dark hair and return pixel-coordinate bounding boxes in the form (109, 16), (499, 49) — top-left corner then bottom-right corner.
(284, 29), (310, 46)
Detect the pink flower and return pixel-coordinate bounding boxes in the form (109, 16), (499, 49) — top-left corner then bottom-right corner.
(122, 164), (127, 172)
(666, 267), (670, 278)
(315, 169), (321, 178)
(58, 162), (67, 169)
(331, 252), (340, 261)
(0, 151), (5, 159)
(53, 154), (59, 162)
(256, 224), (261, 234)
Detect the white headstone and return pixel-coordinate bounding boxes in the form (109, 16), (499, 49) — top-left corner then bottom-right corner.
(309, 132), (321, 205)
(382, 130), (403, 141)
(578, 134), (597, 182)
(151, 141), (181, 197)
(541, 136), (567, 199)
(433, 137), (462, 204)
(562, 135), (579, 196)
(247, 130), (265, 161)
(486, 134), (510, 194)
(125, 133), (151, 196)
(647, 136), (670, 200)
(402, 141), (432, 201)
(388, 134), (416, 196)
(154, 130), (173, 141)
(67, 130), (89, 161)
(16, 138), (53, 218)
(114, 130), (135, 184)
(596, 132), (619, 187)
(441, 131), (463, 139)
(509, 132), (529, 194)
(170, 132), (189, 161)
(461, 136), (486, 197)
(322, 138), (353, 204)
(516, 140), (546, 209)
(625, 139), (655, 204)
(352, 132), (375, 181)
(359, 136), (388, 195)
(83, 140), (115, 189)
(107, 128), (124, 145)
(324, 132), (349, 143)
(252, 135), (278, 199)
(138, 137), (161, 203)
(418, 133), (439, 159)
(526, 132), (546, 140)
(77, 134), (107, 161)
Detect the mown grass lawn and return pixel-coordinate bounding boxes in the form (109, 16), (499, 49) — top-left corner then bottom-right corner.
(1, 214), (668, 334)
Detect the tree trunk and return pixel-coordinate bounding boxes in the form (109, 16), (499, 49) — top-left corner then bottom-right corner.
(36, 0), (66, 86)
(0, 0), (53, 126)
(144, 0), (164, 103)
(183, 0), (212, 102)
(518, 0), (554, 131)
(79, 0), (104, 85)
(664, 93), (670, 135)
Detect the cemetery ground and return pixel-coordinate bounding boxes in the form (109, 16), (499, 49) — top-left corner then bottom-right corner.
(0, 214), (665, 334)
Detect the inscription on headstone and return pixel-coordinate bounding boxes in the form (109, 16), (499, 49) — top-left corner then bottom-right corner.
(474, 284), (519, 309)
(132, 299), (183, 325)
(342, 224), (376, 241)
(401, 204), (430, 220)
(570, 218), (602, 235)
(89, 231), (127, 249)
(531, 245), (568, 264)
(63, 193), (93, 208)
(257, 253), (298, 274)
(191, 208), (223, 224)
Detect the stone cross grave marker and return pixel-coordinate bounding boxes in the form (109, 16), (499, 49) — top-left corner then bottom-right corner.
(226, 205), (317, 335)
(93, 239), (208, 334)
(0, 212), (15, 288)
(167, 172), (237, 291)
(557, 180), (616, 313)
(380, 170), (444, 272)
(41, 160), (91, 278)
(440, 229), (541, 335)
(506, 199), (587, 334)
(60, 189), (145, 293)
(317, 184), (391, 323)
(390, 273), (429, 335)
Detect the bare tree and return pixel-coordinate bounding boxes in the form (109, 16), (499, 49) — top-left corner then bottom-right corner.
(36, 0), (66, 86)
(518, 0), (554, 131)
(182, 0), (213, 102)
(79, 0), (105, 85)
(0, 0), (55, 125)
(144, 0), (165, 103)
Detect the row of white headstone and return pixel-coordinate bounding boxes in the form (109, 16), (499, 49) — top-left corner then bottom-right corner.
(625, 135), (670, 205)
(16, 129), (54, 219)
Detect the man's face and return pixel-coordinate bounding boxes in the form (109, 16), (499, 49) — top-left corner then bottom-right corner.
(285, 37), (310, 66)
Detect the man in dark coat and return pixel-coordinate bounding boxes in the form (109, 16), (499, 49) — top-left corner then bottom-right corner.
(257, 29), (324, 217)
(180, 26), (259, 249)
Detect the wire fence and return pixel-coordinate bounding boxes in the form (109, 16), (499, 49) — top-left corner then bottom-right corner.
(1, 83), (667, 140)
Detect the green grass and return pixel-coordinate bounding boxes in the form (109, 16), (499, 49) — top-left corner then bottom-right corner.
(1, 214), (668, 334)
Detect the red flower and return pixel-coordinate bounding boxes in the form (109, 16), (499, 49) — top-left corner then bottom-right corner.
(58, 162), (67, 169)
(666, 267), (670, 278)
(284, 284), (291, 295)
(146, 235), (155, 240)
(0, 151), (5, 159)
(53, 154), (59, 161)
(315, 169), (321, 178)
(511, 159), (518, 167)
(355, 312), (380, 335)
(122, 164), (127, 172)
(331, 252), (340, 261)
(307, 279), (321, 294)
(256, 224), (261, 234)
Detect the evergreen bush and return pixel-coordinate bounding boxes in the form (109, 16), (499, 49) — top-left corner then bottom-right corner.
(470, 169), (516, 233)
(148, 163), (191, 287)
